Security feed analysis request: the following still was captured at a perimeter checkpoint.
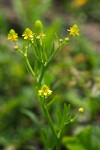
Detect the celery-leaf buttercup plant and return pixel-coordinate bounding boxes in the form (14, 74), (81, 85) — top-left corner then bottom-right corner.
(8, 20), (83, 149)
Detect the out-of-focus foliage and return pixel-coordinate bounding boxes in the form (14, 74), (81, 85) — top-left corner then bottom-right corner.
(58, 0), (100, 22)
(12, 0), (52, 28)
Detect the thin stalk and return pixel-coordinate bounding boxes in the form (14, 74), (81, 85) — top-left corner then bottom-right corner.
(24, 55), (35, 77)
(48, 46), (61, 64)
(48, 43), (65, 64)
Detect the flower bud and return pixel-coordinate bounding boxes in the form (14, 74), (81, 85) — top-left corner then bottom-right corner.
(9, 29), (16, 35)
(59, 39), (63, 43)
(34, 20), (43, 35)
(70, 118), (75, 122)
(14, 45), (19, 50)
(78, 107), (84, 113)
(64, 37), (70, 42)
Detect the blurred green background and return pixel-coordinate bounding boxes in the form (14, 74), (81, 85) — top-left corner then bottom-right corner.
(0, 0), (100, 150)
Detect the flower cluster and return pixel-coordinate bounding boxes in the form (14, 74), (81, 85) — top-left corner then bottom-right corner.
(8, 27), (46, 44)
(8, 23), (79, 44)
(8, 29), (18, 42)
(38, 85), (52, 97)
(68, 24), (79, 36)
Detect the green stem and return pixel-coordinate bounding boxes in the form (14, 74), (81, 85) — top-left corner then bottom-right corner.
(48, 42), (66, 64)
(48, 47), (60, 63)
(56, 138), (61, 150)
(38, 64), (46, 86)
(42, 104), (61, 150)
(43, 105), (57, 140)
(24, 55), (35, 78)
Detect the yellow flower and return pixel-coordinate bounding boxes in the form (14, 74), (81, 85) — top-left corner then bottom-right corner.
(74, 54), (87, 63)
(74, 0), (87, 7)
(22, 28), (33, 40)
(36, 33), (46, 39)
(38, 85), (52, 97)
(8, 29), (18, 42)
(68, 24), (79, 36)
(78, 107), (84, 113)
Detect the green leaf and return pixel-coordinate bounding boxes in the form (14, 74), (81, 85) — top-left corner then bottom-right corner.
(50, 43), (55, 56)
(62, 126), (100, 150)
(21, 108), (39, 125)
(62, 136), (86, 150)
(57, 104), (72, 137)
(41, 128), (55, 150)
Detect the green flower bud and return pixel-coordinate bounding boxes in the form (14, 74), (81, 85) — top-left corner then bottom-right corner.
(70, 118), (75, 122)
(14, 45), (19, 50)
(78, 107), (84, 113)
(59, 39), (63, 43)
(64, 37), (70, 42)
(34, 20), (43, 35)
(9, 29), (16, 35)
